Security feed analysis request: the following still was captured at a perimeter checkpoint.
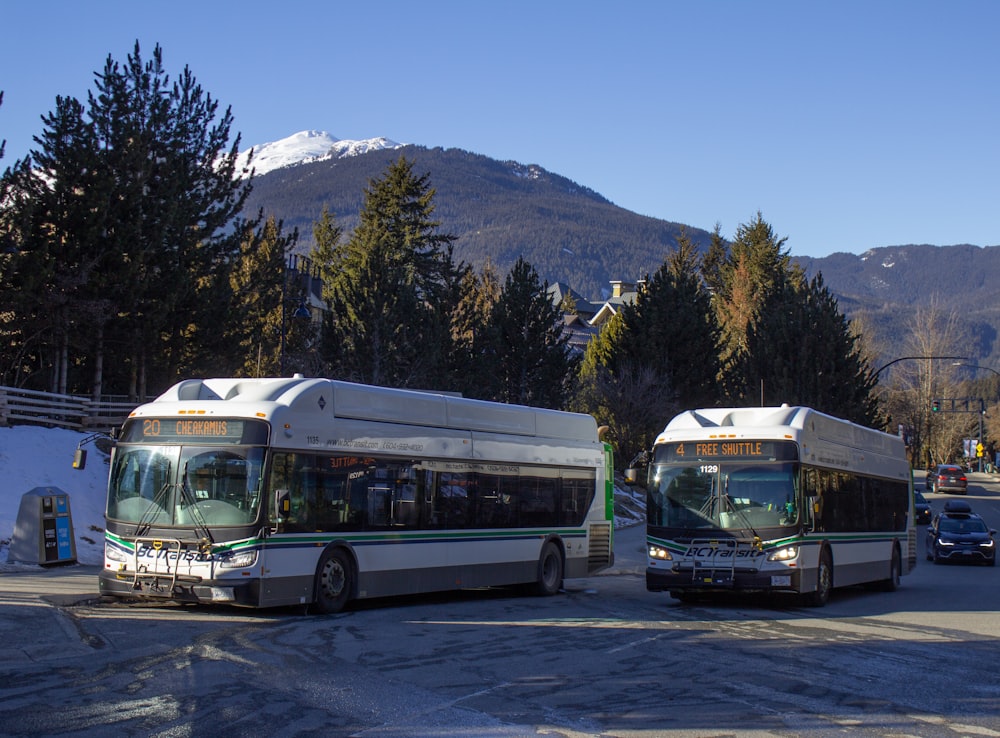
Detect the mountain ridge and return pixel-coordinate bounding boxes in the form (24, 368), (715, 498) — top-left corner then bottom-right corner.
(241, 132), (1000, 364)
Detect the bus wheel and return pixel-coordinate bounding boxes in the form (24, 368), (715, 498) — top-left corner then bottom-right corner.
(535, 541), (564, 596)
(880, 547), (901, 592)
(805, 550), (832, 607)
(314, 548), (353, 614)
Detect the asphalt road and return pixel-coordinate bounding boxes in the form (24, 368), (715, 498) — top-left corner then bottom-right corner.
(2, 475), (1000, 737)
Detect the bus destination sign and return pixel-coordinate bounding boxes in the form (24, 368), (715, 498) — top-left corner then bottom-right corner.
(656, 439), (797, 463)
(121, 418), (269, 445)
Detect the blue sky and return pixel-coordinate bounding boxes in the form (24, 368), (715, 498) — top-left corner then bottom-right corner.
(2, 1), (998, 258)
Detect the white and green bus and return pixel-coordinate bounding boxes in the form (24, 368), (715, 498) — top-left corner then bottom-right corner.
(99, 376), (614, 612)
(631, 405), (915, 606)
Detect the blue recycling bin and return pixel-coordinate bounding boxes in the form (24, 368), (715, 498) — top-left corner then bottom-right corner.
(9, 487), (77, 565)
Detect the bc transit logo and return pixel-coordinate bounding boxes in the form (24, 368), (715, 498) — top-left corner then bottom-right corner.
(136, 546), (208, 564)
(683, 545), (764, 560)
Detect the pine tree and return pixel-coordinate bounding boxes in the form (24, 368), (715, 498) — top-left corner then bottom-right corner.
(617, 231), (722, 409)
(478, 257), (578, 408)
(713, 212), (793, 402)
(713, 214), (880, 423)
(308, 206), (344, 377)
(323, 157), (457, 388)
(572, 311), (678, 466)
(227, 214), (299, 377)
(0, 90), (5, 159)
(446, 261), (498, 397)
(736, 273), (878, 424)
(700, 223), (727, 297)
(1, 42), (251, 398)
(9, 95), (109, 394)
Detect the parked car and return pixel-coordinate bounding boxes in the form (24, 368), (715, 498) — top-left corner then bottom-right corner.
(926, 464), (967, 494)
(914, 491), (931, 525)
(926, 500), (996, 565)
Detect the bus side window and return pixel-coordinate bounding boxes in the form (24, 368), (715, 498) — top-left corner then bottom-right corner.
(268, 452), (318, 532)
(802, 468), (819, 530)
(284, 458), (315, 532)
(520, 475), (556, 527)
(314, 471), (352, 530)
(367, 485), (392, 528)
(560, 476), (594, 526)
(394, 482), (419, 527)
(434, 472), (469, 528)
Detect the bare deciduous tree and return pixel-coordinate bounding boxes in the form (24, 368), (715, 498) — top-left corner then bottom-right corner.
(882, 297), (970, 468)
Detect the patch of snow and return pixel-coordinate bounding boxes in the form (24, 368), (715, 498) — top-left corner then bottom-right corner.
(237, 130), (403, 177)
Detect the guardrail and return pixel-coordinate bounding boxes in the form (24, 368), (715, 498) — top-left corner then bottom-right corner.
(0, 385), (139, 431)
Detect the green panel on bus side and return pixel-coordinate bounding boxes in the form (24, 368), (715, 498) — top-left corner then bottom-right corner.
(604, 442), (614, 521)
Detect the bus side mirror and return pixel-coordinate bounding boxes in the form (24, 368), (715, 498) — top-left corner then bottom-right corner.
(72, 448), (87, 470)
(274, 489), (290, 520)
(624, 468), (639, 484)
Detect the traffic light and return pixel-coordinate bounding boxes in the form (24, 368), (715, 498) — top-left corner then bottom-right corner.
(931, 400), (940, 412)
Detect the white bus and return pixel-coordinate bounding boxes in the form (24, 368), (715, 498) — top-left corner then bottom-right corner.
(98, 377), (614, 612)
(630, 405), (915, 606)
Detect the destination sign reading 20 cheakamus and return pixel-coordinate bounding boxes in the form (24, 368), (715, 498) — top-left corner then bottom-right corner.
(657, 440), (798, 463)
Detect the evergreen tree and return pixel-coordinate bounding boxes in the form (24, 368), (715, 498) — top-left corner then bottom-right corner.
(616, 231), (722, 409)
(308, 206), (345, 377)
(572, 234), (718, 464)
(227, 214), (300, 377)
(323, 157), (457, 388)
(572, 313), (667, 464)
(735, 273), (879, 424)
(8, 95), (109, 394)
(1, 42), (251, 398)
(478, 257), (578, 408)
(445, 261), (497, 397)
(700, 223), (727, 297)
(713, 212), (793, 401)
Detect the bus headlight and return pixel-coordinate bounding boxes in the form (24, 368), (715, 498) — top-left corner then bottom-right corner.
(767, 546), (799, 562)
(105, 544), (128, 563)
(217, 550), (258, 569)
(649, 545), (673, 560)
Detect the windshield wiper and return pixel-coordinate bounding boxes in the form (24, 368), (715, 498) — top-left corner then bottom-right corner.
(723, 475), (761, 540)
(134, 482), (173, 538)
(179, 465), (215, 547)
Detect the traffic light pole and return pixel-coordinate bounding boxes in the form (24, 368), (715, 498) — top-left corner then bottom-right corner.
(931, 397), (987, 471)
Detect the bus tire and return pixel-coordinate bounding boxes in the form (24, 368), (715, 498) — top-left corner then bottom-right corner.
(535, 541), (564, 596)
(314, 548), (354, 614)
(805, 549), (832, 607)
(880, 546), (901, 592)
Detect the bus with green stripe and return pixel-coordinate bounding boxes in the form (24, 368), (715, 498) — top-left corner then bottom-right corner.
(628, 405), (914, 606)
(98, 376), (615, 612)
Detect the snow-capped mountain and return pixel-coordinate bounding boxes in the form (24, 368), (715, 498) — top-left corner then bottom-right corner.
(238, 130), (403, 176)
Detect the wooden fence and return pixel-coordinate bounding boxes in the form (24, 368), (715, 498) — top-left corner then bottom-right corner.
(0, 385), (140, 431)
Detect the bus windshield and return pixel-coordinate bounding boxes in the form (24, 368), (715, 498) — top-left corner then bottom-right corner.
(107, 444), (265, 526)
(647, 461), (799, 531)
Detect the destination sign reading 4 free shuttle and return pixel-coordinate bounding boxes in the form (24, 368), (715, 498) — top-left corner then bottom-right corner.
(656, 440), (798, 463)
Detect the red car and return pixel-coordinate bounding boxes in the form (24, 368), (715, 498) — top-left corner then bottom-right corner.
(926, 464), (968, 494)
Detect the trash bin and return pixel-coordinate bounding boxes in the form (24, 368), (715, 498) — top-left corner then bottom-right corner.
(8, 487), (77, 565)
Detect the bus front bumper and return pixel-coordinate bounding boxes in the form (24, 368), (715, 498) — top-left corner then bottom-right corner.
(99, 568), (261, 607)
(646, 564), (803, 595)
